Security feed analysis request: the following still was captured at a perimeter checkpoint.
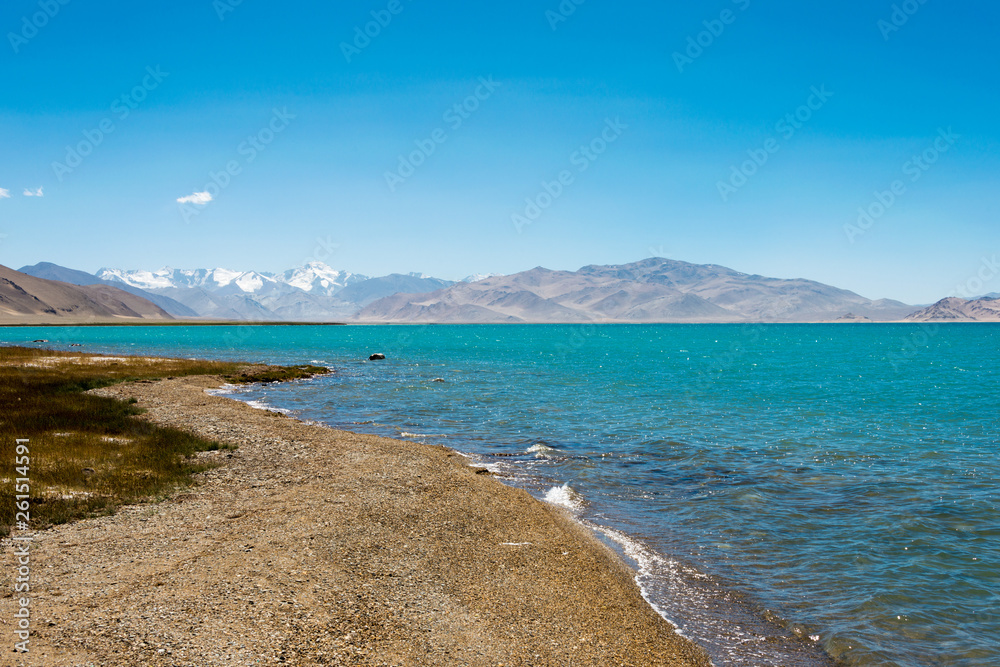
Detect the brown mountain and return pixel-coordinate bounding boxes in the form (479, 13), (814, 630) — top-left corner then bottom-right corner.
(355, 258), (917, 323)
(904, 296), (1000, 322)
(0, 264), (173, 323)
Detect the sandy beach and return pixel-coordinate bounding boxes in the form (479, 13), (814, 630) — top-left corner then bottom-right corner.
(0, 374), (711, 666)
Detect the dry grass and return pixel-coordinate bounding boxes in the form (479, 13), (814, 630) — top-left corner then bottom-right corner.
(0, 346), (326, 535)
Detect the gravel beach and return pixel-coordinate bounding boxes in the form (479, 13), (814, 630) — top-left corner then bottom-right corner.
(1, 374), (711, 666)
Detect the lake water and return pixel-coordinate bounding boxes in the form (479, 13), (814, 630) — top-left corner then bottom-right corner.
(3, 323), (997, 666)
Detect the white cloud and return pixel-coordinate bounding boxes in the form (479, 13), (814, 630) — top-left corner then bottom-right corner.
(177, 191), (213, 205)
(23, 186), (43, 197)
(0, 188), (10, 199)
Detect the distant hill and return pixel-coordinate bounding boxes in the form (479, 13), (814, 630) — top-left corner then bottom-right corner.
(833, 313), (874, 322)
(904, 297), (1000, 322)
(0, 264), (173, 323)
(335, 274), (455, 308)
(18, 262), (198, 317)
(355, 258), (918, 323)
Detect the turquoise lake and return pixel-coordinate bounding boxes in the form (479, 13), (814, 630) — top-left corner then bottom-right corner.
(3, 323), (997, 666)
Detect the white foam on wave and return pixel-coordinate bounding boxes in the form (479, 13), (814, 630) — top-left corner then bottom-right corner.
(205, 386), (295, 415)
(542, 483), (584, 511)
(205, 383), (252, 396)
(593, 524), (689, 634)
(527, 442), (559, 458)
(244, 400), (293, 415)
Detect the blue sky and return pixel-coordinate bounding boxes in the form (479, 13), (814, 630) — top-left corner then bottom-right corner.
(1, 0), (997, 303)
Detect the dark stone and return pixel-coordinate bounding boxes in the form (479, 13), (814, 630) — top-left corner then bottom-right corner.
(369, 353), (386, 361)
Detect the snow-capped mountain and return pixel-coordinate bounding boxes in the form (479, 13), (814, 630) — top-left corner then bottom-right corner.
(91, 261), (454, 321)
(462, 273), (504, 283)
(96, 267), (282, 293)
(96, 262), (367, 297)
(279, 261), (368, 297)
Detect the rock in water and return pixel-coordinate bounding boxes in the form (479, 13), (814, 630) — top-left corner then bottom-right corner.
(369, 353), (386, 361)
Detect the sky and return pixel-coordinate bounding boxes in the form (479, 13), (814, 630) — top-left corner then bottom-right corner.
(1, 0), (997, 304)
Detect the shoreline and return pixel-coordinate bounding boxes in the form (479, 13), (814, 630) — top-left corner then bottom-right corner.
(1, 373), (711, 666)
(5, 320), (1000, 328)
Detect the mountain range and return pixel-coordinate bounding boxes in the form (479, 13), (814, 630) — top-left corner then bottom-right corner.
(354, 258), (917, 323)
(0, 264), (172, 323)
(12, 257), (1000, 324)
(19, 262), (459, 322)
(904, 296), (1000, 322)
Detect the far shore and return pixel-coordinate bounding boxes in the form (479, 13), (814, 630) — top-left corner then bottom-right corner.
(3, 318), (998, 328)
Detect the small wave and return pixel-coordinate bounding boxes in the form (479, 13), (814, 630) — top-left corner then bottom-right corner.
(205, 383), (253, 396)
(244, 400), (293, 415)
(594, 525), (685, 632)
(543, 483), (584, 511)
(527, 442), (560, 458)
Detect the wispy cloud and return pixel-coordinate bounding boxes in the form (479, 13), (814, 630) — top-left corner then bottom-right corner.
(0, 188), (10, 199)
(23, 186), (44, 197)
(177, 191), (213, 205)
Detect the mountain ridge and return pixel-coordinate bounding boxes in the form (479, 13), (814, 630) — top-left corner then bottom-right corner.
(0, 264), (173, 323)
(8, 258), (928, 323)
(18, 262), (198, 317)
(904, 296), (1000, 322)
(355, 258), (917, 323)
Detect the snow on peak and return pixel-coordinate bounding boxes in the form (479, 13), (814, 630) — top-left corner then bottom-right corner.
(281, 261), (367, 295)
(96, 267), (176, 289)
(98, 263), (366, 296)
(462, 272), (503, 283)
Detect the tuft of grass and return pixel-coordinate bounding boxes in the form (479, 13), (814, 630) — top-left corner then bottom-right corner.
(223, 363), (329, 385)
(0, 346), (326, 536)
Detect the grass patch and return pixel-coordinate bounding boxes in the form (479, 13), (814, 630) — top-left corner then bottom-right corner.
(0, 346), (326, 536)
(222, 363), (328, 385)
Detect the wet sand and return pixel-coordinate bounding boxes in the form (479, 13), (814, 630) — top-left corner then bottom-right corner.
(0, 375), (711, 666)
